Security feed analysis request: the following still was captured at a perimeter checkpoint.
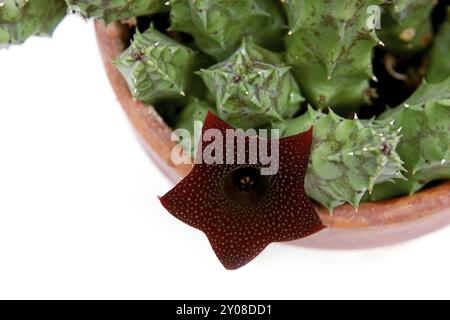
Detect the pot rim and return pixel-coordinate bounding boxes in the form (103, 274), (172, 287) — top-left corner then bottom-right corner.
(94, 21), (450, 230)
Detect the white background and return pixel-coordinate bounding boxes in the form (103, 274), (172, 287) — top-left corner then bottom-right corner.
(0, 16), (449, 300)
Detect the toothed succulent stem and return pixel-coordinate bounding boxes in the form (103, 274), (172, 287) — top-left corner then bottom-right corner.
(284, 0), (383, 115)
(427, 8), (450, 83)
(368, 78), (450, 200)
(198, 40), (303, 130)
(274, 107), (404, 211)
(169, 0), (286, 60)
(114, 26), (208, 105)
(0, 0), (66, 46)
(378, 0), (437, 54)
(65, 0), (168, 24)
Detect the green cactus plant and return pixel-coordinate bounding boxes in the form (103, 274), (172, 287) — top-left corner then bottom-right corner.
(1, 0), (449, 213)
(0, 0), (66, 46)
(65, 0), (168, 24)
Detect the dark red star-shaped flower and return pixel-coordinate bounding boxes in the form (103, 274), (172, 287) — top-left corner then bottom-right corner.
(160, 112), (326, 270)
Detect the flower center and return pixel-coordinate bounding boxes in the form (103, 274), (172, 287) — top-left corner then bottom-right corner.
(233, 167), (260, 191)
(238, 175), (256, 191)
(225, 167), (269, 206)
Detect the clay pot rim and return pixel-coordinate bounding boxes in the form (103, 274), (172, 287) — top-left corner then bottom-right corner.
(94, 21), (450, 230)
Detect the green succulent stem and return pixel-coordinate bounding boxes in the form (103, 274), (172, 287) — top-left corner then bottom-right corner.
(0, 0), (67, 46)
(65, 0), (168, 25)
(169, 0), (286, 60)
(114, 26), (208, 105)
(368, 78), (450, 200)
(174, 98), (211, 152)
(284, 0), (384, 115)
(378, 0), (437, 54)
(274, 107), (404, 211)
(198, 40), (303, 130)
(427, 8), (450, 83)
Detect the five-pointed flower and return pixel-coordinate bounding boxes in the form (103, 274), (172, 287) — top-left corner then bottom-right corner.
(160, 111), (326, 270)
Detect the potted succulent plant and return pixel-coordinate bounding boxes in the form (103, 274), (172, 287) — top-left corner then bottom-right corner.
(2, 0), (449, 268)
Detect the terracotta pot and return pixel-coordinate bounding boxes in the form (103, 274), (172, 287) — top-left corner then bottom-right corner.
(95, 21), (450, 249)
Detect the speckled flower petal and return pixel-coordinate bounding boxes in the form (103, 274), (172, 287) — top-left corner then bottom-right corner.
(160, 112), (325, 270)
